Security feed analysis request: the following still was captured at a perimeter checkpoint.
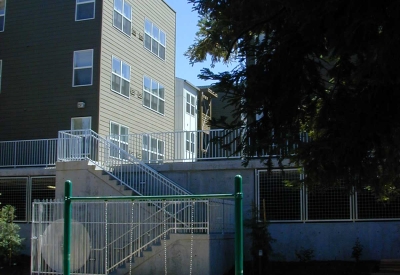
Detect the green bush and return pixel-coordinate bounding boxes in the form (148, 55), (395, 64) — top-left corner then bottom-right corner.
(0, 205), (24, 266)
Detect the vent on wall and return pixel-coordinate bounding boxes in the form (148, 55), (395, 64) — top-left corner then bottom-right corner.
(132, 28), (136, 36)
(130, 88), (135, 96)
(137, 91), (143, 99)
(138, 33), (144, 41)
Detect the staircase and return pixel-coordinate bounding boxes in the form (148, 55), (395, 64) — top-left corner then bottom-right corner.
(58, 130), (199, 275)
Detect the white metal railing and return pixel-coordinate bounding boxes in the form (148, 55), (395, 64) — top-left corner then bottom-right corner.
(58, 130), (191, 196)
(0, 138), (57, 168)
(31, 199), (234, 275)
(104, 129), (244, 163)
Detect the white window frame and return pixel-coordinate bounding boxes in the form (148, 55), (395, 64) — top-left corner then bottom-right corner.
(143, 76), (165, 115)
(142, 135), (164, 163)
(71, 116), (92, 130)
(113, 0), (132, 36)
(0, 60), (2, 93)
(111, 56), (130, 98)
(144, 18), (166, 60)
(0, 0), (6, 32)
(110, 121), (129, 159)
(72, 49), (94, 87)
(186, 93), (196, 116)
(75, 0), (95, 21)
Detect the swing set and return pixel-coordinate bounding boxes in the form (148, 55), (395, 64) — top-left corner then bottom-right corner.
(62, 175), (244, 275)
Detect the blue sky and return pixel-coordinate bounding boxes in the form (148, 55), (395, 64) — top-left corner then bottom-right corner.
(165, 0), (233, 86)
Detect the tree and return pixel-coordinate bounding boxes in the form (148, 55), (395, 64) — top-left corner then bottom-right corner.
(0, 205), (24, 266)
(186, 0), (400, 197)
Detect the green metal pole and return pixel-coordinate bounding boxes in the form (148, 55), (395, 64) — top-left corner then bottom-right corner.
(235, 175), (243, 275)
(64, 180), (72, 275)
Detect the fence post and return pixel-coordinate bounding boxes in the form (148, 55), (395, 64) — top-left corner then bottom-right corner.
(64, 180), (72, 275)
(235, 175), (243, 275)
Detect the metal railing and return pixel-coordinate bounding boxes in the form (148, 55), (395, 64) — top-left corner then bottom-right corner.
(104, 129), (244, 163)
(58, 130), (192, 196)
(0, 138), (57, 168)
(31, 199), (235, 275)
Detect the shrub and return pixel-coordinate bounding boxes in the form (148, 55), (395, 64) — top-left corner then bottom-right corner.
(0, 205), (24, 266)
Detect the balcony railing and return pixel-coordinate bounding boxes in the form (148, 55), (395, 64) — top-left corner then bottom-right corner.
(0, 139), (58, 168)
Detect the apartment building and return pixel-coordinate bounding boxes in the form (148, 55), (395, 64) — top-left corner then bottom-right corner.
(0, 0), (176, 141)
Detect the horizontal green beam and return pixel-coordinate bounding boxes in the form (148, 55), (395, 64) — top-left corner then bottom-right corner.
(69, 194), (235, 201)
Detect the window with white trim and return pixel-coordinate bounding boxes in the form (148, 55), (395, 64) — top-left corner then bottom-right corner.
(0, 0), (6, 32)
(144, 18), (166, 60)
(113, 0), (131, 36)
(186, 93), (196, 116)
(0, 60), (2, 93)
(111, 56), (130, 97)
(142, 135), (164, 163)
(73, 49), (93, 87)
(75, 0), (95, 21)
(143, 76), (165, 114)
(110, 122), (129, 159)
(186, 132), (195, 153)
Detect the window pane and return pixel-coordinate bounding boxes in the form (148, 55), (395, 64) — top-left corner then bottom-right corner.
(151, 39), (159, 55)
(74, 68), (92, 85)
(159, 85), (164, 98)
(114, 11), (122, 29)
(143, 77), (151, 91)
(152, 25), (159, 40)
(151, 80), (158, 95)
(111, 123), (119, 135)
(158, 141), (164, 154)
(143, 135), (149, 148)
(186, 103), (190, 113)
(159, 46), (165, 60)
(151, 138), (157, 151)
(160, 31), (166, 45)
(159, 101), (164, 114)
(123, 18), (131, 35)
(114, 0), (122, 12)
(145, 19), (152, 34)
(121, 79), (129, 96)
(122, 63), (130, 79)
(120, 126), (128, 136)
(112, 57), (121, 74)
(143, 92), (151, 107)
(76, 3), (94, 20)
(112, 74), (121, 92)
(123, 2), (131, 19)
(144, 34), (151, 51)
(0, 17), (3, 32)
(151, 95), (158, 110)
(74, 51), (92, 67)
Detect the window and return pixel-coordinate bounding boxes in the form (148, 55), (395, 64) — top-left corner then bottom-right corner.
(110, 122), (129, 159)
(186, 93), (196, 116)
(142, 135), (164, 163)
(75, 0), (95, 21)
(0, 60), (2, 93)
(111, 56), (130, 97)
(113, 0), (131, 36)
(143, 76), (165, 114)
(144, 19), (166, 60)
(0, 0), (6, 32)
(186, 132), (195, 153)
(73, 49), (93, 87)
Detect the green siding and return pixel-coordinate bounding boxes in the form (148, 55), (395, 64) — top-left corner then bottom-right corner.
(0, 0), (102, 140)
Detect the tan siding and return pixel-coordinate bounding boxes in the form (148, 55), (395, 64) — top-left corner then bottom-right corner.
(98, 0), (176, 136)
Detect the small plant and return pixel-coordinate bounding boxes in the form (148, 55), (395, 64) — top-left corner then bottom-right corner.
(295, 247), (315, 262)
(0, 205), (24, 266)
(244, 202), (275, 260)
(351, 238), (363, 262)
